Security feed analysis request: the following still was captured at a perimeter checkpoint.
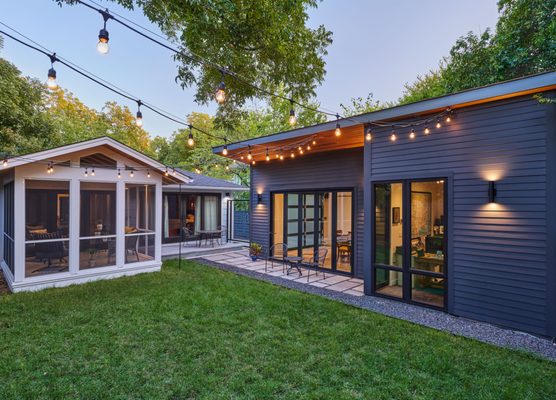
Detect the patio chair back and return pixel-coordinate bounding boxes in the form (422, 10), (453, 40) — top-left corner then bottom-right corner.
(315, 246), (328, 267)
(269, 243), (288, 260)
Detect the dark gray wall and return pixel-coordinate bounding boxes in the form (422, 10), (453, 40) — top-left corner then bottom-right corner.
(367, 94), (555, 337)
(250, 148), (365, 277)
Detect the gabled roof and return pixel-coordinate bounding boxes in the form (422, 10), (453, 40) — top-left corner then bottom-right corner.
(2, 136), (191, 185)
(212, 71), (556, 156)
(170, 168), (248, 191)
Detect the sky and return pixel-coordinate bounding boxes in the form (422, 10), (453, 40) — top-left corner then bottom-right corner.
(0, 0), (500, 139)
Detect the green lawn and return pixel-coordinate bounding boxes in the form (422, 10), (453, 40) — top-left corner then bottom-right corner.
(0, 261), (554, 399)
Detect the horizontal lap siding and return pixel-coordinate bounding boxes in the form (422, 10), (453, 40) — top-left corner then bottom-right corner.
(251, 148), (365, 278)
(369, 95), (551, 336)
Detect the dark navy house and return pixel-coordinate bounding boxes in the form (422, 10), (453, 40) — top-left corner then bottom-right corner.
(213, 72), (556, 338)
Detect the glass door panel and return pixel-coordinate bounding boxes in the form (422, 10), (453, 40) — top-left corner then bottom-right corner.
(301, 194), (315, 261)
(286, 194), (300, 257)
(336, 192), (352, 273)
(272, 193), (285, 257)
(374, 183), (403, 267)
(317, 192), (333, 269)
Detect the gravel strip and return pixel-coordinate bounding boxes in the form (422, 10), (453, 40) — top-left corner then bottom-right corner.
(197, 257), (556, 361)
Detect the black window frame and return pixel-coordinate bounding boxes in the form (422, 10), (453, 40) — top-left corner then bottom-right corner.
(371, 178), (448, 310)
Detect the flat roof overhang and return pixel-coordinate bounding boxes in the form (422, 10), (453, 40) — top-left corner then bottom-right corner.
(213, 71), (556, 163)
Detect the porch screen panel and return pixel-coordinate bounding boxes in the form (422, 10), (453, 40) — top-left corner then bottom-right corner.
(3, 181), (14, 275)
(80, 182), (117, 270)
(125, 184), (155, 264)
(203, 195), (219, 230)
(25, 180), (70, 277)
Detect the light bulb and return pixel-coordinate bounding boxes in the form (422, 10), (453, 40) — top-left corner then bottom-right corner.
(47, 68), (57, 90)
(215, 81), (226, 104)
(289, 109), (297, 126)
(290, 152), (295, 159)
(424, 126), (430, 135)
(222, 146), (228, 156)
(409, 129), (415, 139)
(188, 133), (194, 147)
(365, 130), (372, 141)
(435, 118), (441, 129)
(84, 168), (88, 177)
(312, 140), (316, 145)
(117, 169), (121, 179)
(446, 115), (451, 123)
(91, 169), (95, 176)
(135, 111), (143, 127)
(335, 123), (341, 137)
(390, 131), (397, 142)
(252, 160), (256, 165)
(97, 28), (109, 54)
(147, 170), (151, 178)
(307, 145), (311, 150)
(130, 170), (134, 178)
(247, 153), (252, 161)
(2, 159), (8, 167)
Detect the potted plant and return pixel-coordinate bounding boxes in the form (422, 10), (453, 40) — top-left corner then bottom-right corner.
(249, 242), (262, 261)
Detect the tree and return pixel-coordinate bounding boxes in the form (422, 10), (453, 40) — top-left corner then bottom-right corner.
(340, 93), (389, 117)
(399, 0), (556, 103)
(56, 0), (333, 125)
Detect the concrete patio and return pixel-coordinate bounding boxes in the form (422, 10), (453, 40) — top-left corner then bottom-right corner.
(162, 241), (247, 260)
(200, 249), (364, 296)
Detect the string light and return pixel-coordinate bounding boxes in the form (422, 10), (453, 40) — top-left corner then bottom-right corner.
(46, 162), (54, 174)
(147, 170), (151, 178)
(187, 125), (194, 147)
(424, 126), (430, 135)
(247, 146), (252, 161)
(215, 70), (226, 104)
(365, 127), (372, 142)
(47, 54), (57, 90)
(172, 168), (176, 176)
(435, 118), (441, 129)
(290, 152), (295, 159)
(164, 167), (169, 177)
(2, 159), (8, 168)
(84, 168), (88, 177)
(96, 10), (110, 55)
(335, 114), (341, 137)
(445, 108), (452, 123)
(91, 168), (95, 176)
(409, 128), (416, 139)
(298, 146), (304, 155)
(135, 100), (143, 127)
(117, 169), (121, 179)
(222, 144), (228, 156)
(307, 145), (311, 150)
(312, 139), (317, 145)
(279, 149), (284, 160)
(288, 100), (297, 126)
(265, 148), (270, 162)
(130, 170), (134, 178)
(390, 127), (397, 142)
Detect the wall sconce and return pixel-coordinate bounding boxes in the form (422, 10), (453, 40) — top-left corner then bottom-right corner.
(488, 181), (497, 203)
(257, 193), (263, 204)
(225, 192), (231, 198)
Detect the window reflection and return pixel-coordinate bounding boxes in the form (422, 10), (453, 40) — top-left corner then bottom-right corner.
(374, 183), (403, 267)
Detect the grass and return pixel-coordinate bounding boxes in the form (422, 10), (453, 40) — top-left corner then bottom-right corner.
(0, 260), (554, 399)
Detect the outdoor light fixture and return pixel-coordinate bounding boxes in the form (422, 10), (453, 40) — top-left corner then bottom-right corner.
(252, 160), (256, 165)
(187, 125), (194, 147)
(117, 169), (121, 179)
(164, 167), (169, 177)
(96, 10), (111, 54)
(289, 100), (297, 125)
(435, 118), (441, 129)
(424, 126), (430, 135)
(335, 114), (341, 137)
(46, 54), (58, 90)
(215, 70), (226, 104)
(47, 163), (54, 174)
(409, 128), (416, 139)
(2, 159), (8, 168)
(446, 108), (452, 123)
(222, 145), (228, 156)
(91, 168), (95, 176)
(135, 101), (143, 127)
(225, 192), (231, 197)
(147, 170), (151, 178)
(130, 170), (134, 178)
(290, 152), (295, 159)
(257, 193), (263, 204)
(488, 181), (497, 203)
(247, 146), (252, 160)
(312, 139), (317, 145)
(390, 127), (397, 142)
(365, 127), (372, 142)
(266, 148), (270, 162)
(84, 168), (88, 177)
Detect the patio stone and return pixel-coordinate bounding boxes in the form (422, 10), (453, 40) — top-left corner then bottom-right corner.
(348, 278), (364, 284)
(344, 289), (365, 297)
(294, 274), (323, 283)
(308, 281), (330, 288)
(319, 275), (350, 284)
(326, 280), (361, 292)
(352, 284), (364, 292)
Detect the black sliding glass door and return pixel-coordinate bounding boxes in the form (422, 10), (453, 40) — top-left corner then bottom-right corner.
(272, 189), (353, 275)
(372, 179), (447, 309)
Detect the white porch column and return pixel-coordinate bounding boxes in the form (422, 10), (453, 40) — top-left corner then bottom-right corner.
(116, 178), (125, 267)
(69, 177), (80, 274)
(13, 175), (25, 282)
(155, 182), (162, 262)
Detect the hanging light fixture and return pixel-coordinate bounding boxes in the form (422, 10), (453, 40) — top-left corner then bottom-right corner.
(247, 145), (252, 161)
(265, 148), (270, 162)
(84, 168), (88, 177)
(130, 170), (134, 178)
(424, 126), (430, 135)
(215, 70), (226, 104)
(2, 159), (8, 168)
(135, 100), (143, 127)
(172, 168), (176, 176)
(435, 118), (441, 129)
(117, 169), (121, 179)
(96, 10), (111, 55)
(164, 167), (169, 177)
(312, 139), (317, 145)
(290, 151), (295, 159)
(222, 144), (228, 156)
(365, 127), (372, 142)
(288, 100), (297, 126)
(335, 114), (341, 137)
(306, 145), (311, 151)
(409, 128), (416, 139)
(252, 160), (256, 165)
(187, 125), (194, 147)
(279, 149), (284, 160)
(47, 162), (54, 174)
(147, 170), (151, 178)
(91, 168), (95, 176)
(47, 54), (58, 90)
(445, 108), (452, 123)
(390, 127), (397, 142)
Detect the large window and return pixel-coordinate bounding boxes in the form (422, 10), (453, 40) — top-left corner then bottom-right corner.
(25, 180), (70, 277)
(80, 182), (117, 270)
(162, 193), (221, 243)
(3, 181), (14, 275)
(373, 179), (446, 308)
(125, 184), (155, 263)
(272, 189), (353, 274)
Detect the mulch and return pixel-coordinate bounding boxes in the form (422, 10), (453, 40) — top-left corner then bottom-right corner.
(0, 272), (10, 295)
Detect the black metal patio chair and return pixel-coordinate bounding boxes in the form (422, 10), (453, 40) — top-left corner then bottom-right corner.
(264, 243), (288, 273)
(304, 246), (328, 282)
